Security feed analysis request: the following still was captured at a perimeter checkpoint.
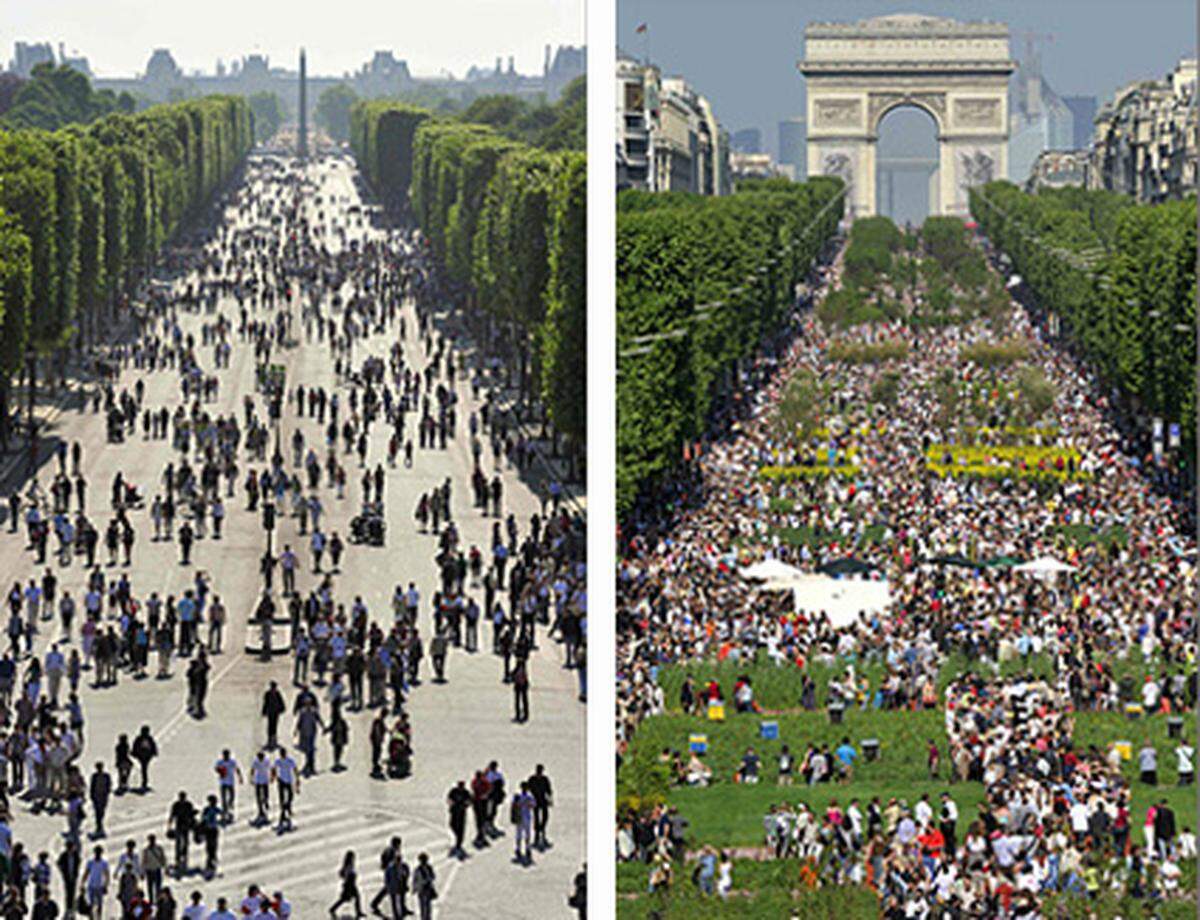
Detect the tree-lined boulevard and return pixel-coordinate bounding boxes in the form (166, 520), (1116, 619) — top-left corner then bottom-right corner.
(0, 144), (586, 918)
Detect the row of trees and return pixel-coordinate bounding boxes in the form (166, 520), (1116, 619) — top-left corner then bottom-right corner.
(2, 64), (137, 131)
(616, 177), (845, 516)
(0, 94), (254, 444)
(348, 98), (587, 467)
(456, 76), (586, 152)
(969, 181), (1196, 458)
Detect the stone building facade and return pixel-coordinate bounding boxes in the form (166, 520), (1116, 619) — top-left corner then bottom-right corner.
(1090, 58), (1197, 202)
(616, 52), (730, 195)
(82, 44), (582, 122)
(799, 13), (1016, 219)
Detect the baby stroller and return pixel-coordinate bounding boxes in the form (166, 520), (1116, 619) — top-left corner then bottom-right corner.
(350, 503), (385, 547)
(387, 734), (412, 779)
(106, 409), (125, 443)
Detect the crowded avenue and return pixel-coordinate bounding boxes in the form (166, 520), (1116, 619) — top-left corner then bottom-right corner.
(0, 152), (586, 918)
(616, 216), (1196, 916)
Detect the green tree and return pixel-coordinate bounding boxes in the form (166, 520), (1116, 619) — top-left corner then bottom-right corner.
(541, 152), (587, 467)
(315, 83), (357, 143)
(0, 209), (32, 447)
(246, 92), (284, 144)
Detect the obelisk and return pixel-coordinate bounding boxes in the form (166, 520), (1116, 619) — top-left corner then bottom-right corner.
(298, 48), (308, 160)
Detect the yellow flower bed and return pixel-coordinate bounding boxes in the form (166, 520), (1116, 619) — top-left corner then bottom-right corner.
(961, 425), (1060, 441)
(924, 444), (1090, 482)
(759, 463), (861, 481)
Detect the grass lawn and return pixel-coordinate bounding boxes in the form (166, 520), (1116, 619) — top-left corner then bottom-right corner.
(1074, 710), (1197, 828)
(621, 707), (976, 848)
(618, 861), (879, 917)
(654, 656), (897, 711)
(653, 651), (1192, 713)
(621, 701), (1197, 850)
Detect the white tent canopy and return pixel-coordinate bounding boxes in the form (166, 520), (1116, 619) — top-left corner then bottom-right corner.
(791, 575), (890, 628)
(1014, 556), (1077, 575)
(746, 567), (890, 629)
(739, 559), (806, 583)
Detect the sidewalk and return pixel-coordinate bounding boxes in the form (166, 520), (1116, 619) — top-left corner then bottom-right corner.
(422, 299), (587, 517)
(0, 312), (141, 491)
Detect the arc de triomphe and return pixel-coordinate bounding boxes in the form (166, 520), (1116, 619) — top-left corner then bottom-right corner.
(799, 13), (1016, 219)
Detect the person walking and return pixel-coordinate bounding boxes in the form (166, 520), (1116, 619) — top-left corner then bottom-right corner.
(249, 749), (272, 827)
(214, 749), (242, 823)
(328, 850), (364, 918)
(199, 793), (221, 878)
(56, 839), (81, 913)
(262, 681), (286, 749)
(177, 522), (194, 565)
(167, 791), (197, 877)
(295, 700), (324, 777)
(447, 780), (471, 857)
(207, 596), (226, 653)
(142, 835), (166, 903)
(132, 726), (158, 791)
(569, 864), (586, 920)
(280, 546), (298, 596)
(512, 660), (530, 723)
(512, 781), (536, 865)
(367, 837), (401, 918)
(273, 747), (299, 831)
(430, 630), (447, 684)
(89, 761), (112, 838)
(83, 845), (109, 919)
(412, 853), (436, 920)
(527, 764), (553, 849)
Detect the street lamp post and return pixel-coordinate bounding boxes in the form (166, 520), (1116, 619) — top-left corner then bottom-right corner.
(25, 348), (36, 475)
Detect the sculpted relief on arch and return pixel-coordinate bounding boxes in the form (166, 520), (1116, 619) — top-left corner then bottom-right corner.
(952, 98), (1002, 129)
(813, 98), (863, 129)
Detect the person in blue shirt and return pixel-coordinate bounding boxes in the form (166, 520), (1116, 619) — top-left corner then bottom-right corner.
(696, 845), (717, 896)
(835, 736), (857, 780)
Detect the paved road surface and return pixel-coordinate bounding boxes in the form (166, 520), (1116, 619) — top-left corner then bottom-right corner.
(3, 154), (585, 917)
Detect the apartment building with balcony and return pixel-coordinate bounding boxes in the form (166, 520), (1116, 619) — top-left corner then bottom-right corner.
(1090, 57), (1198, 202)
(617, 51), (729, 195)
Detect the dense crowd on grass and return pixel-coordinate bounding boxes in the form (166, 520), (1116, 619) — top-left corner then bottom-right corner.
(615, 214), (1196, 916)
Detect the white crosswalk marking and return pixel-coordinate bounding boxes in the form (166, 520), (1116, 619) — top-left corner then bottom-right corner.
(96, 798), (454, 903)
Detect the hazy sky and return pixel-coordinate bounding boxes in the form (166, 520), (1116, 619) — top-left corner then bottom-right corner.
(618, 0), (1196, 156)
(6, 0), (584, 79)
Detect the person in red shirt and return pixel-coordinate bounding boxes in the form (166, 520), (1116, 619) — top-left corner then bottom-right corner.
(918, 824), (945, 860)
(927, 739), (941, 779)
(470, 770), (491, 848)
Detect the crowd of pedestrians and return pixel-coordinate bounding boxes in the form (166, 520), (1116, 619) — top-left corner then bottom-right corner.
(615, 229), (1196, 914)
(0, 148), (585, 918)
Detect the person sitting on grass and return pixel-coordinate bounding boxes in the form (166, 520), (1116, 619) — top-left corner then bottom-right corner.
(1178, 825), (1196, 859)
(733, 676), (761, 714)
(733, 747), (760, 785)
(659, 747), (687, 786)
(647, 849), (673, 893)
(702, 679), (723, 707)
(686, 751), (712, 787)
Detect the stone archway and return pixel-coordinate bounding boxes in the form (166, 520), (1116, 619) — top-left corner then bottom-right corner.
(799, 13), (1015, 219)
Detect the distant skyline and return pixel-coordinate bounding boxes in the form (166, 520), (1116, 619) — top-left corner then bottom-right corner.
(617, 0), (1195, 157)
(6, 0), (583, 79)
